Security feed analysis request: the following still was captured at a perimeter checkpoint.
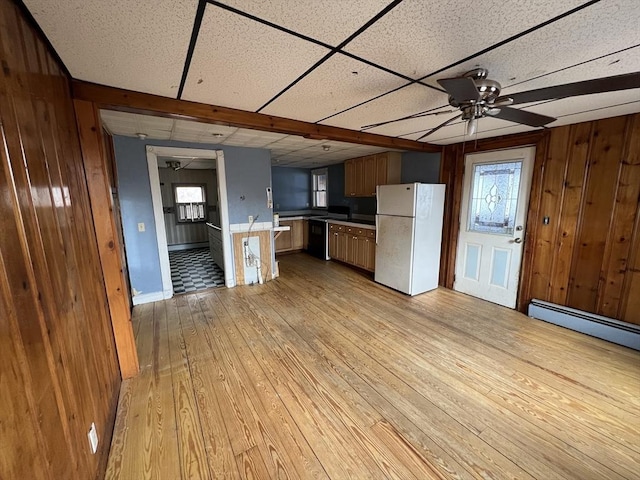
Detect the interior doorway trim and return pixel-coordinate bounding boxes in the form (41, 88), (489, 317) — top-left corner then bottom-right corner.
(146, 145), (235, 297)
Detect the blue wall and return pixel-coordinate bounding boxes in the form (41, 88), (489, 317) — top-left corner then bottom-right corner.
(401, 152), (441, 183)
(113, 136), (271, 296)
(271, 167), (311, 211)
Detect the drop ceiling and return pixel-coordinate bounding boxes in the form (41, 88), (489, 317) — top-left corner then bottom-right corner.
(26, 0), (640, 146)
(100, 110), (399, 168)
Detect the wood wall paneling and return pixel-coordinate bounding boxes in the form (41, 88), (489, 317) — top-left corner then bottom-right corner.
(0, 1), (120, 478)
(620, 201), (640, 323)
(600, 114), (640, 319)
(567, 117), (628, 312)
(440, 115), (640, 324)
(103, 130), (133, 311)
(74, 99), (139, 378)
(548, 122), (592, 305)
(529, 125), (572, 302)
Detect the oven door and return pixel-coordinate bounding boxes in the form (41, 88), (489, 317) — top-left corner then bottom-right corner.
(307, 220), (328, 260)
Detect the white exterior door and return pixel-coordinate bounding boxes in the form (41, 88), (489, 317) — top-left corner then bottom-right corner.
(454, 147), (535, 308)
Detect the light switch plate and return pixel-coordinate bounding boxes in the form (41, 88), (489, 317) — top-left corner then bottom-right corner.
(138, 222), (145, 232)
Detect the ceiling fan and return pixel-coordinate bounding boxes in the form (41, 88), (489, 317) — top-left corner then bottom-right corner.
(362, 69), (640, 140)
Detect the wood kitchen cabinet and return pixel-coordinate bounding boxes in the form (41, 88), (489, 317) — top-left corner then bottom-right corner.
(329, 223), (375, 272)
(344, 151), (401, 197)
(275, 219), (304, 253)
(302, 219), (308, 250)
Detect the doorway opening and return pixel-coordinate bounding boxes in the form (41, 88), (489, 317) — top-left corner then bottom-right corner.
(454, 146), (535, 308)
(158, 156), (225, 293)
(146, 146), (235, 298)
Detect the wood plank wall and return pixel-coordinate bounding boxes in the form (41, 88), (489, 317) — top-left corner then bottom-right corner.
(440, 114), (640, 324)
(0, 1), (120, 478)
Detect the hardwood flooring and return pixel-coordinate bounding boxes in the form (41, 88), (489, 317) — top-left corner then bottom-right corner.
(105, 253), (640, 479)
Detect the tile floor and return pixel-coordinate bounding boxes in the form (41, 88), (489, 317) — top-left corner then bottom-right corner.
(169, 248), (224, 294)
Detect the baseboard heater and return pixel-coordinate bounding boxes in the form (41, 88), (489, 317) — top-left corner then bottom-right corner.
(528, 299), (640, 351)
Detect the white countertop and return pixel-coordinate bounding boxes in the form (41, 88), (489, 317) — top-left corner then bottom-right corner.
(274, 225), (291, 232)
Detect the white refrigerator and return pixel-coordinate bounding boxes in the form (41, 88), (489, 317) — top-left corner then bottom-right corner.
(375, 183), (446, 295)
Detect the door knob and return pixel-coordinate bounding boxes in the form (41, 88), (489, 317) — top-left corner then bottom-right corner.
(512, 238), (522, 244)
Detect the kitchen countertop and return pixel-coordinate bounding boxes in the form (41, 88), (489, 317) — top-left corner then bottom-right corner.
(277, 215), (308, 221)
(277, 215), (376, 228)
(326, 219), (375, 228)
(280, 214), (376, 229)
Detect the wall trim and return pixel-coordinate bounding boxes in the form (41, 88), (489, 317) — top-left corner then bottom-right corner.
(132, 291), (166, 306)
(146, 146), (235, 291)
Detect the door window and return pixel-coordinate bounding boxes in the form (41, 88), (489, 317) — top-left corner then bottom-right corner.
(468, 161), (522, 235)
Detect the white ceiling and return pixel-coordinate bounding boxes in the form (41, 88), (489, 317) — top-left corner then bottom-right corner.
(100, 110), (400, 168)
(27, 0), (640, 146)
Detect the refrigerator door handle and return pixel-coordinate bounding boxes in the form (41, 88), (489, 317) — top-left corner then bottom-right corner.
(375, 215), (379, 245)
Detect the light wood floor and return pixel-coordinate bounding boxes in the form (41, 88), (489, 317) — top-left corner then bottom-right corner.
(106, 253), (640, 479)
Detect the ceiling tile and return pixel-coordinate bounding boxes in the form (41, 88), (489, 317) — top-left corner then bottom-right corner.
(525, 89), (640, 124)
(321, 83), (447, 133)
(262, 53), (407, 122)
(24, 0), (197, 97)
(181, 6), (329, 111)
(344, 0), (585, 79)
(423, 0), (640, 93)
(215, 0), (391, 45)
(170, 132), (202, 142)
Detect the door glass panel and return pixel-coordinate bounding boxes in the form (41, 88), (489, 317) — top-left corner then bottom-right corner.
(490, 248), (511, 288)
(464, 243), (481, 280)
(468, 161), (522, 235)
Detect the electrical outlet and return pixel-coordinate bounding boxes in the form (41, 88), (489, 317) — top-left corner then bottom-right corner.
(137, 222), (145, 232)
(88, 422), (98, 454)
(248, 215), (254, 223)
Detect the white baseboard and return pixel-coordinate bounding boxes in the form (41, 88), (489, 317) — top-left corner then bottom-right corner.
(132, 291), (166, 305)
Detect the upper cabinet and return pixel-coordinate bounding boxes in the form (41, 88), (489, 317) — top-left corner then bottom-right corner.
(344, 152), (402, 197)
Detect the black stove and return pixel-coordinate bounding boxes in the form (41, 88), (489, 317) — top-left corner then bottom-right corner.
(307, 206), (350, 260)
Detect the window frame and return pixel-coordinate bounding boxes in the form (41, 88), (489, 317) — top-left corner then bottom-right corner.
(173, 183), (208, 224)
(311, 168), (328, 209)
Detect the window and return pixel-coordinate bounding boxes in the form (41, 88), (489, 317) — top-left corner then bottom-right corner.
(467, 161), (522, 235)
(312, 168), (328, 208)
(174, 184), (207, 223)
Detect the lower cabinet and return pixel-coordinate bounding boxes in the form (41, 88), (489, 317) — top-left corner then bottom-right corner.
(207, 225), (224, 269)
(275, 219), (304, 253)
(328, 223), (375, 272)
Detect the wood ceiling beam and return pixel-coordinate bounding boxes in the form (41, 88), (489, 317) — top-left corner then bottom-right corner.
(71, 80), (441, 153)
